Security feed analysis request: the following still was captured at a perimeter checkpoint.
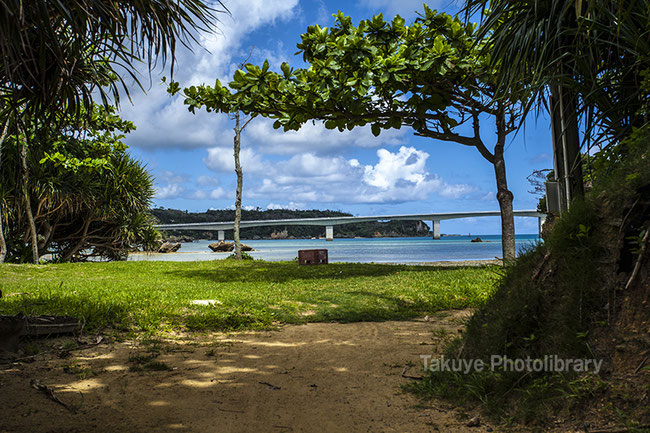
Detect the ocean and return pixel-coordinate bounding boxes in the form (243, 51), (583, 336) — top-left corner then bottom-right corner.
(128, 234), (541, 263)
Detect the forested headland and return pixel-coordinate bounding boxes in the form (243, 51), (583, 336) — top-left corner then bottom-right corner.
(150, 208), (432, 240)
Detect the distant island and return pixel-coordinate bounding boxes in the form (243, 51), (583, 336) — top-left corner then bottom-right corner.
(150, 208), (432, 241)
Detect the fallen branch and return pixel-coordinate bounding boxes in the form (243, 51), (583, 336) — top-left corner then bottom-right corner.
(30, 379), (75, 412)
(624, 224), (650, 290)
(633, 356), (648, 375)
(401, 366), (423, 380)
(259, 381), (281, 390)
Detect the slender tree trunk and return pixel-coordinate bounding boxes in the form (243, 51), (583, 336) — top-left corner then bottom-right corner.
(20, 144), (39, 264)
(559, 86), (584, 200)
(550, 85), (568, 210)
(0, 117), (8, 263)
(233, 113), (243, 260)
(494, 110), (516, 262)
(550, 83), (584, 212)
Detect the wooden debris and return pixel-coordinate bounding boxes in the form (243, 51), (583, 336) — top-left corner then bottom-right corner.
(30, 379), (74, 412)
(400, 366), (423, 380)
(258, 381), (281, 390)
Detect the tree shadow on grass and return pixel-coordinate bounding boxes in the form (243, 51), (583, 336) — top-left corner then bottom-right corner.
(165, 261), (447, 284)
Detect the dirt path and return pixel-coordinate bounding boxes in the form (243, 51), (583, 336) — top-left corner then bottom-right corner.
(0, 311), (491, 433)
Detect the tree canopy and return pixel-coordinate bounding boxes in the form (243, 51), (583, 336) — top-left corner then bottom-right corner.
(0, 0), (225, 118)
(0, 105), (158, 262)
(171, 7), (524, 260)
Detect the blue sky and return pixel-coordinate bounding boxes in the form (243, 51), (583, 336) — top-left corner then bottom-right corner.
(118, 0), (553, 235)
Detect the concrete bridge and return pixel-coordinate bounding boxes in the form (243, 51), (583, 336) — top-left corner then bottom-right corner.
(155, 210), (545, 241)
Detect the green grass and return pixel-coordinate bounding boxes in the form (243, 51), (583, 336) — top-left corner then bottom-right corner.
(0, 260), (497, 333)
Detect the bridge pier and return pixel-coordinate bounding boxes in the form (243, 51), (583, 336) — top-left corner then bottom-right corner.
(538, 215), (546, 238)
(325, 225), (334, 241)
(218, 230), (225, 241)
(432, 220), (440, 240)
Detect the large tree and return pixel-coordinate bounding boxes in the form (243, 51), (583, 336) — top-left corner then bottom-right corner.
(0, 105), (158, 263)
(0, 0), (224, 263)
(173, 8), (524, 260)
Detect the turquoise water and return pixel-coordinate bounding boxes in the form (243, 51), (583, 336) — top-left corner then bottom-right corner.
(128, 235), (540, 263)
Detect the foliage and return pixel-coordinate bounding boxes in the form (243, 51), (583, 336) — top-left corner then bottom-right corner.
(0, 105), (159, 262)
(170, 6), (525, 260)
(173, 7), (518, 147)
(151, 207), (432, 240)
(0, 261), (498, 333)
(464, 0), (650, 147)
(0, 0), (223, 119)
(226, 251), (254, 261)
(412, 127), (650, 423)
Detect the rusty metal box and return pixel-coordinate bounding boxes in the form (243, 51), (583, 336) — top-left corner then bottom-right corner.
(298, 249), (328, 265)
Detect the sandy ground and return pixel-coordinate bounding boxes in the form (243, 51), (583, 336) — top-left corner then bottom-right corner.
(0, 311), (498, 433)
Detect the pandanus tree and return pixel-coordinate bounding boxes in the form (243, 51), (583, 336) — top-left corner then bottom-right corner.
(463, 0), (650, 208)
(0, 0), (224, 263)
(171, 8), (525, 260)
(0, 105), (158, 263)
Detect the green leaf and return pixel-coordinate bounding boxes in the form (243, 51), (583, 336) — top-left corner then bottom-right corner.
(371, 123), (381, 137)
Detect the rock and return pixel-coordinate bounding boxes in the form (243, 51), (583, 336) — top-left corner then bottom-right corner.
(470, 237), (483, 243)
(270, 229), (289, 239)
(240, 243), (254, 252)
(208, 241), (234, 252)
(158, 242), (181, 253)
(466, 416), (481, 427)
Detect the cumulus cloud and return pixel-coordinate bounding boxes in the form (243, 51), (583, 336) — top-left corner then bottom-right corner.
(155, 184), (185, 200)
(196, 175), (221, 187)
(237, 146), (477, 205)
(157, 170), (189, 184)
(190, 187), (228, 200)
(203, 146), (265, 172)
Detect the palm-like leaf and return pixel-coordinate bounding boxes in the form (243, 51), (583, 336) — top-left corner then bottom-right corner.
(464, 0), (650, 143)
(0, 0), (226, 116)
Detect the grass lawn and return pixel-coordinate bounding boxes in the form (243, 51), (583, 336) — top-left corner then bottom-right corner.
(0, 260), (498, 333)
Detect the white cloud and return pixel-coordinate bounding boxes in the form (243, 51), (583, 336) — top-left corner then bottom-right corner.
(244, 118), (408, 155)
(155, 184), (185, 200)
(203, 146), (265, 172)
(363, 146), (427, 189)
(196, 175), (220, 187)
(238, 146), (477, 205)
(266, 202), (305, 210)
(157, 170), (188, 184)
(190, 187), (228, 200)
(119, 0), (301, 150)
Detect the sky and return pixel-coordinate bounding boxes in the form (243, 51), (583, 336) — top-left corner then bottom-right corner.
(118, 0), (554, 235)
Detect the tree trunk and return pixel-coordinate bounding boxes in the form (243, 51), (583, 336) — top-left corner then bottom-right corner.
(0, 117), (8, 263)
(494, 110), (516, 262)
(559, 86), (584, 201)
(61, 217), (91, 262)
(550, 83), (584, 211)
(233, 113), (243, 261)
(20, 143), (39, 264)
(550, 85), (568, 210)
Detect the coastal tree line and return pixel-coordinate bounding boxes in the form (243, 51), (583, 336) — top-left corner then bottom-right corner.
(152, 207), (432, 241)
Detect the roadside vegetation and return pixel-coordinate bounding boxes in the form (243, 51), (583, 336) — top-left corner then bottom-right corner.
(0, 261), (497, 334)
(409, 90), (650, 430)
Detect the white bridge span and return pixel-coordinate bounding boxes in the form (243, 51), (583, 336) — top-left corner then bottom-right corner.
(155, 210), (545, 241)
